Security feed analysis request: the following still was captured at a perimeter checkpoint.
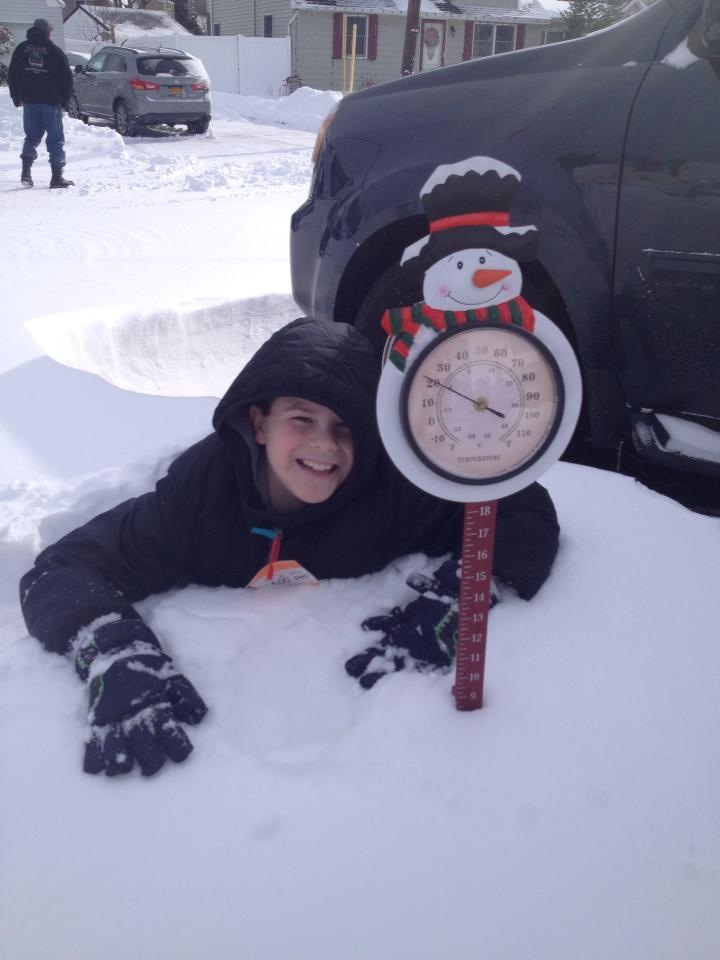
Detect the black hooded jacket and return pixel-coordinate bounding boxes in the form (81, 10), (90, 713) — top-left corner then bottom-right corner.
(8, 27), (73, 108)
(20, 319), (560, 655)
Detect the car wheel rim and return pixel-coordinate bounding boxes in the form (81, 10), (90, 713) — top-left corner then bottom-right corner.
(117, 106), (128, 134)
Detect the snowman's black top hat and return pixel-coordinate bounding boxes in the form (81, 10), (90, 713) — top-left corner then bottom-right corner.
(405, 160), (538, 271)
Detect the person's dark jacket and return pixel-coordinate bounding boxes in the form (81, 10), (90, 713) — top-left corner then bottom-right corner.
(8, 27), (73, 109)
(20, 318), (560, 656)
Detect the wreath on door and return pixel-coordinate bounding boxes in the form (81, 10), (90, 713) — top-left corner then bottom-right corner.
(425, 26), (440, 48)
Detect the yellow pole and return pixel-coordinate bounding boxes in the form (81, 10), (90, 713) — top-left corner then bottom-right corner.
(342, 16), (347, 94)
(349, 23), (357, 93)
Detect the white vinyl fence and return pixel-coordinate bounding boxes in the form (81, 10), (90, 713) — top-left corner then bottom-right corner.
(65, 35), (291, 98)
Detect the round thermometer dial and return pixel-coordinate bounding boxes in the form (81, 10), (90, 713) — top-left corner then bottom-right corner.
(401, 323), (564, 484)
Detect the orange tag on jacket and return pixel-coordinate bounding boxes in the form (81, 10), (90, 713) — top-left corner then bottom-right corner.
(247, 559), (319, 589)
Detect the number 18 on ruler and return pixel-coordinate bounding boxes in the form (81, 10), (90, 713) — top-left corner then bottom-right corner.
(454, 500), (497, 711)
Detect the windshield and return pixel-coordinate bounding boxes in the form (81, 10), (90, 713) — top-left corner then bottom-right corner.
(137, 56), (207, 80)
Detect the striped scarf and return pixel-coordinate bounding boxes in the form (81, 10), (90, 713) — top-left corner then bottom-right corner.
(381, 297), (536, 371)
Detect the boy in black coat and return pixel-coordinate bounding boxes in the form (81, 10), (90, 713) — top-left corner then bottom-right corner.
(20, 318), (560, 778)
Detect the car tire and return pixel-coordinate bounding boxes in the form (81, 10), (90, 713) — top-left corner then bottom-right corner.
(187, 117), (210, 135)
(114, 100), (137, 138)
(67, 94), (88, 124)
(354, 263), (423, 355)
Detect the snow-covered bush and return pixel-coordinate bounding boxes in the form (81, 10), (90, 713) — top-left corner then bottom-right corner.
(0, 24), (14, 85)
(0, 24), (14, 56)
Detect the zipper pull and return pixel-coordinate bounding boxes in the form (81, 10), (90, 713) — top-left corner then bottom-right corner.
(251, 526), (283, 580)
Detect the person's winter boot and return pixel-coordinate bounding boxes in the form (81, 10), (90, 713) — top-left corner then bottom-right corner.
(50, 164), (74, 189)
(20, 158), (33, 188)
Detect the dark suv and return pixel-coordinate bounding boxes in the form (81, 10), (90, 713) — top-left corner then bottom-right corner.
(291, 0), (720, 479)
(69, 44), (211, 136)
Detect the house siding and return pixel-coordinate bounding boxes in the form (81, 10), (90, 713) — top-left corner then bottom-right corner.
(292, 13), (333, 88)
(254, 0), (292, 38)
(0, 0), (65, 53)
(213, 0), (253, 36)
(524, 24), (547, 48)
(294, 13), (409, 90)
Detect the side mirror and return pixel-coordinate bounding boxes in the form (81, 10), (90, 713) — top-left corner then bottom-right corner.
(75, 64), (85, 74)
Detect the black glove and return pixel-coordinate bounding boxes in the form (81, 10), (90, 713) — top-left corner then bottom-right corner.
(73, 617), (208, 777)
(345, 556), (499, 690)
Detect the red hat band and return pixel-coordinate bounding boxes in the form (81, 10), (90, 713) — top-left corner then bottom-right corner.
(429, 212), (510, 233)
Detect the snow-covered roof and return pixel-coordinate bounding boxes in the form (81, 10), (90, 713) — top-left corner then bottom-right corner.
(64, 4), (190, 36)
(521, 0), (568, 13)
(292, 0), (555, 21)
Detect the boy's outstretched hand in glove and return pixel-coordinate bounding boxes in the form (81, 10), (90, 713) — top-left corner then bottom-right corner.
(73, 617), (208, 777)
(345, 555), (499, 689)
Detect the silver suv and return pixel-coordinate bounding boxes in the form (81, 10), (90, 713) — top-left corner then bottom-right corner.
(69, 45), (211, 136)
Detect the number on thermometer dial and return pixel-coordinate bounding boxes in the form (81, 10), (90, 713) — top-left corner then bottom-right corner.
(401, 323), (564, 484)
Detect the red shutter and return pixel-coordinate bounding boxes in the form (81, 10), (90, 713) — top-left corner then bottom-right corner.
(463, 21), (474, 60)
(515, 24), (525, 49)
(332, 13), (344, 59)
(367, 14), (378, 60)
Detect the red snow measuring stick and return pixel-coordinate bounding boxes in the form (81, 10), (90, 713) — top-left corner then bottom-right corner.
(454, 499), (498, 711)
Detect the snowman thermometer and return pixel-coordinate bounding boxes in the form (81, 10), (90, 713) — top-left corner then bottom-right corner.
(376, 157), (582, 709)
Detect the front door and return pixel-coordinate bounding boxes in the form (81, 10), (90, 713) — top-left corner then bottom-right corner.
(419, 20), (445, 71)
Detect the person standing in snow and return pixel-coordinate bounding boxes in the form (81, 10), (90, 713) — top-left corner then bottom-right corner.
(8, 18), (74, 189)
(19, 318), (560, 779)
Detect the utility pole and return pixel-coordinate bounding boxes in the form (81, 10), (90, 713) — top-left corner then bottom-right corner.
(400, 0), (421, 76)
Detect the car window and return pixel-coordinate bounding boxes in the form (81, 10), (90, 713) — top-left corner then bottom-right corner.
(138, 57), (193, 77)
(104, 53), (127, 72)
(86, 52), (108, 73)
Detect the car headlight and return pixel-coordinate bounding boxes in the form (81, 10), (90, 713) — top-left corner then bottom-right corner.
(312, 105), (338, 165)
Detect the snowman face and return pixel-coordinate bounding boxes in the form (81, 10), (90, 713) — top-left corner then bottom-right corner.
(423, 248), (523, 310)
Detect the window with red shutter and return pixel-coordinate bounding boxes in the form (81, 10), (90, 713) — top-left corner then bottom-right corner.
(516, 24), (525, 49)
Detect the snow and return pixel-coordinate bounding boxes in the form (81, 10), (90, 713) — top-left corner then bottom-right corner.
(2, 86), (720, 960)
(521, 0), (569, 13)
(657, 413), (720, 465)
(661, 37), (701, 69)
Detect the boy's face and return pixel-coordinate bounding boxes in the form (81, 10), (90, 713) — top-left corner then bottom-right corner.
(249, 397), (354, 512)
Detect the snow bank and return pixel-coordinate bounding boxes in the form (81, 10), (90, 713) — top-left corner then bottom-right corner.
(26, 294), (298, 397)
(213, 87), (341, 132)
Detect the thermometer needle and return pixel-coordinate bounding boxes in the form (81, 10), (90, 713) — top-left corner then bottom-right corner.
(425, 377), (506, 419)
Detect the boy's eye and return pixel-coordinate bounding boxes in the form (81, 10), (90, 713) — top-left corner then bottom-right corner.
(291, 415), (313, 424)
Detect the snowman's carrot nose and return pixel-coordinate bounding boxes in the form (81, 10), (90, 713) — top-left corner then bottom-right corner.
(472, 268), (513, 288)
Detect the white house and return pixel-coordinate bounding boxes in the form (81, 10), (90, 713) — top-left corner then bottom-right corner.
(0, 0), (66, 61)
(211, 0), (567, 91)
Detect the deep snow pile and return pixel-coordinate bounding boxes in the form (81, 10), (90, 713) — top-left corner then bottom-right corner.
(2, 83), (720, 960)
(213, 86), (342, 132)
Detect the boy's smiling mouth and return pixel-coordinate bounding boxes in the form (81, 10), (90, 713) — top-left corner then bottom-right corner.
(297, 459), (337, 473)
